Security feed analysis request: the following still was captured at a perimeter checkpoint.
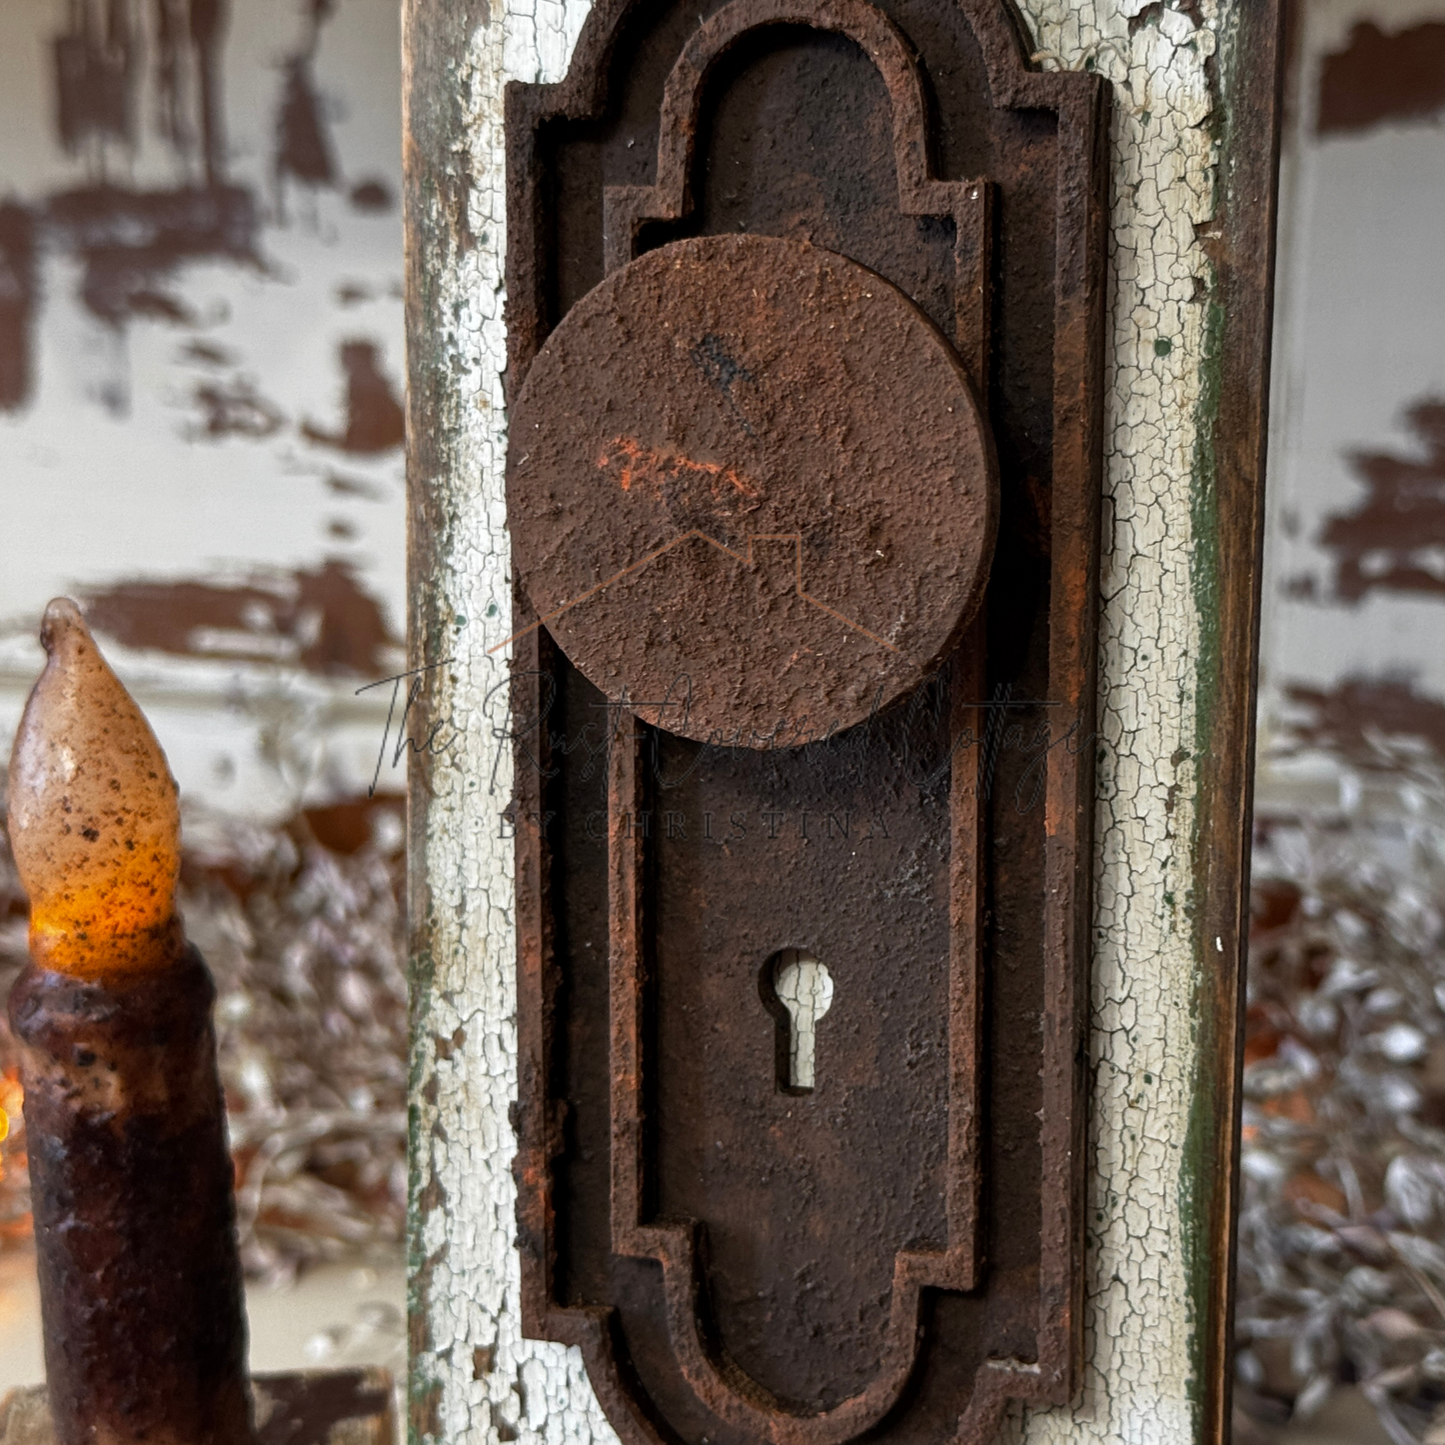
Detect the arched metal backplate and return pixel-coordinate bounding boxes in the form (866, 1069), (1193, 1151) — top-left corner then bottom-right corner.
(502, 1), (1107, 1441)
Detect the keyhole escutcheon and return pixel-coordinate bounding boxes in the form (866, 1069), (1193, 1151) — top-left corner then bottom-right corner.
(763, 949), (834, 1093)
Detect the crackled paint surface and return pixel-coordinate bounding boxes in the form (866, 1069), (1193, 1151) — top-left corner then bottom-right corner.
(406, 2), (603, 1443)
(1007, 4), (1222, 1443)
(408, 3), (1238, 1444)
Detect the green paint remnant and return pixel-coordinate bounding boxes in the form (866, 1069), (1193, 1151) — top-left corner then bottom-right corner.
(454, 614), (468, 628)
(1155, 337), (1173, 357)
(1179, 5), (1245, 1430)
(1177, 299), (1229, 1445)
(486, 600), (499, 617)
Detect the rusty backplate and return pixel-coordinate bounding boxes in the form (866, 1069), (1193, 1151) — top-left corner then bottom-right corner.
(503, 1), (1108, 1441)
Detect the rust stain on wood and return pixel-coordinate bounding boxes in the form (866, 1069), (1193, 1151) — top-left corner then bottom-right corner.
(81, 561), (399, 676)
(349, 179), (395, 213)
(190, 376), (285, 438)
(1318, 21), (1445, 136)
(303, 342), (407, 455)
(47, 183), (261, 327)
(53, 0), (143, 160)
(1283, 676), (1445, 765)
(277, 1), (340, 199)
(55, 0), (230, 183)
(0, 204), (37, 413)
(1323, 399), (1445, 601)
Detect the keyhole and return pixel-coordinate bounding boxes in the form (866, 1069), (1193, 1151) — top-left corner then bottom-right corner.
(764, 949), (834, 1093)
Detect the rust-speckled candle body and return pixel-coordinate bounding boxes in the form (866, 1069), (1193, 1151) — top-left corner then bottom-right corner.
(6, 600), (250, 1445)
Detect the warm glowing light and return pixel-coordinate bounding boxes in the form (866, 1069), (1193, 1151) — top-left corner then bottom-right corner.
(7, 599), (182, 978)
(0, 1070), (21, 1214)
(0, 1070), (17, 1148)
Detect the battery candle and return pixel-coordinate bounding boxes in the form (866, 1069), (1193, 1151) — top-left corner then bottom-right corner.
(6, 599), (251, 1445)
(8, 598), (184, 978)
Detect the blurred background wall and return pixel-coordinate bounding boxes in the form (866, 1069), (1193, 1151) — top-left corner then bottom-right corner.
(1233, 5), (1445, 1443)
(0, 0), (410, 1395)
(1259, 0), (1445, 813)
(0, 0), (407, 820)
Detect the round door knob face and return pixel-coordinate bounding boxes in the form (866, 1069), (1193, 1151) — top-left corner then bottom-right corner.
(506, 233), (997, 746)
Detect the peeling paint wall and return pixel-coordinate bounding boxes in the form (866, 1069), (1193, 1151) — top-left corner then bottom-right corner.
(406, 2), (1260, 1444)
(1259, 0), (1445, 812)
(0, 0), (408, 820)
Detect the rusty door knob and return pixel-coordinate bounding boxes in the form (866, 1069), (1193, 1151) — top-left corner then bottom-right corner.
(507, 233), (997, 743)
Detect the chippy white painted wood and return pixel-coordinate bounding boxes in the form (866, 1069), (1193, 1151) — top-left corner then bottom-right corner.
(406, 3), (1253, 1443)
(1006, 4), (1221, 1443)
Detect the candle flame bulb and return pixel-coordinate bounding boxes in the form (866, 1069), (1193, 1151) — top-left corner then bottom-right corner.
(7, 598), (182, 978)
